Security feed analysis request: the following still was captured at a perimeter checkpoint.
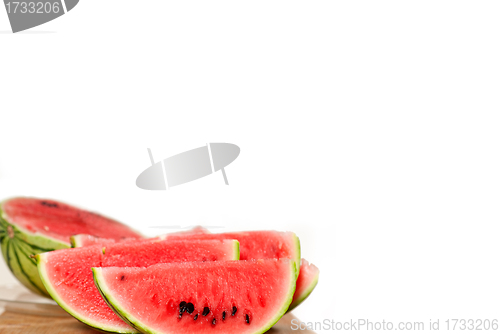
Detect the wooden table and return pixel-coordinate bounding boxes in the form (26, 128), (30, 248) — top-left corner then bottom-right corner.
(0, 309), (315, 334)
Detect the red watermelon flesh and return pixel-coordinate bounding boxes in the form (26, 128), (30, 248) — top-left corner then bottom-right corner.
(165, 231), (301, 275)
(288, 259), (319, 312)
(37, 239), (239, 333)
(3, 197), (143, 244)
(93, 259), (296, 334)
(71, 230), (317, 312)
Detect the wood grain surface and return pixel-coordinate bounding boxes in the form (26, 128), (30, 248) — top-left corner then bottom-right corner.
(0, 310), (316, 334)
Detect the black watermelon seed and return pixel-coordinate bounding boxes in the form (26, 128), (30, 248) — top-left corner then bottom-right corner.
(186, 303), (194, 314)
(231, 306), (237, 316)
(202, 307), (210, 316)
(178, 313), (182, 319)
(212, 318), (216, 325)
(121, 275), (125, 281)
(41, 201), (58, 208)
(194, 314), (198, 321)
(245, 314), (250, 324)
(222, 311), (226, 320)
(179, 301), (187, 313)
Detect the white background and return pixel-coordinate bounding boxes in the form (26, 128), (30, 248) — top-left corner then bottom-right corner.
(1, 1), (500, 333)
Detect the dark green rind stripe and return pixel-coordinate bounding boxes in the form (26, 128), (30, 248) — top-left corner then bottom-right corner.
(0, 219), (7, 243)
(4, 239), (40, 296)
(5, 239), (15, 274)
(0, 203), (68, 298)
(14, 239), (38, 265)
(0, 226), (54, 297)
(15, 237), (54, 253)
(11, 240), (47, 296)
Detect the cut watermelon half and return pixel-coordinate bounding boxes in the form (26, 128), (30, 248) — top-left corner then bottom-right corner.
(0, 197), (143, 297)
(37, 239), (239, 333)
(93, 259), (296, 334)
(288, 259), (319, 312)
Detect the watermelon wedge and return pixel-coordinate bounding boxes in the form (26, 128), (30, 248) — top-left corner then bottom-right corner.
(164, 231), (301, 276)
(93, 259), (296, 334)
(37, 239), (239, 333)
(0, 197), (142, 297)
(288, 259), (319, 312)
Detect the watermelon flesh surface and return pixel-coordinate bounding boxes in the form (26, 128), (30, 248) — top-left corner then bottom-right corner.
(3, 198), (143, 244)
(74, 230), (316, 311)
(288, 259), (319, 312)
(165, 231), (301, 275)
(93, 259), (296, 334)
(38, 239), (239, 333)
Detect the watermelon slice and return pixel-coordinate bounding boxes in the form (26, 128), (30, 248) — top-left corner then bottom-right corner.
(37, 239), (239, 333)
(288, 259), (319, 312)
(0, 197), (143, 297)
(164, 231), (301, 276)
(93, 259), (296, 334)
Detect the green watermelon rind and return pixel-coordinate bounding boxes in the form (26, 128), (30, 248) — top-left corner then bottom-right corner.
(1, 235), (47, 296)
(292, 233), (301, 278)
(69, 235), (83, 248)
(233, 239), (241, 261)
(36, 251), (140, 334)
(92, 274), (146, 333)
(0, 201), (70, 297)
(92, 259), (296, 334)
(287, 267), (319, 312)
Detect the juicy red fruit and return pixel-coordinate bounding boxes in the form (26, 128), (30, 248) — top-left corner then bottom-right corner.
(38, 239), (239, 333)
(3, 198), (142, 243)
(93, 259), (296, 334)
